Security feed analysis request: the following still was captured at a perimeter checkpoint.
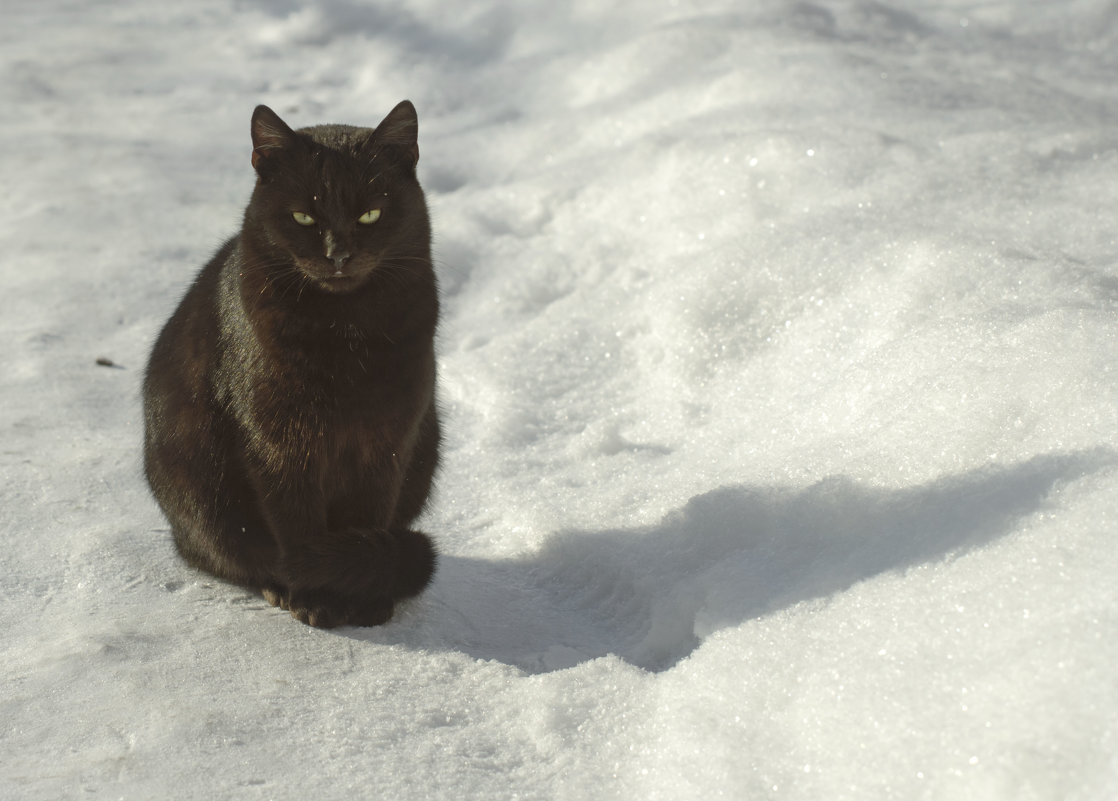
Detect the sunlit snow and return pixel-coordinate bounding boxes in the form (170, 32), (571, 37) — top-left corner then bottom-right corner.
(3, 1), (1117, 799)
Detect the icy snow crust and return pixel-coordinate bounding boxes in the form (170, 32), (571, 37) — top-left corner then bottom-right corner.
(3, 0), (1118, 798)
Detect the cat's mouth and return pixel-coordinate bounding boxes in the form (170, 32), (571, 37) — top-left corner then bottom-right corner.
(325, 271), (360, 289)
(297, 258), (375, 293)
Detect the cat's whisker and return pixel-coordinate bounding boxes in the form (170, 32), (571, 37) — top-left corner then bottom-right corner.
(295, 272), (313, 302)
(381, 255), (430, 265)
(373, 262), (419, 291)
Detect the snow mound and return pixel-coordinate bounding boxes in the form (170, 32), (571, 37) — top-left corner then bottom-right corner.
(3, 1), (1118, 799)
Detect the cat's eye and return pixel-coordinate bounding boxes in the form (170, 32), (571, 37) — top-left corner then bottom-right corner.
(358, 209), (382, 225)
(292, 212), (316, 226)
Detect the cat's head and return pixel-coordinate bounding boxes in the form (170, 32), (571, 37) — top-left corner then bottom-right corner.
(245, 101), (430, 294)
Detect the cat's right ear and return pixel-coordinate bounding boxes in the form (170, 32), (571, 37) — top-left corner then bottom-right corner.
(251, 105), (297, 172)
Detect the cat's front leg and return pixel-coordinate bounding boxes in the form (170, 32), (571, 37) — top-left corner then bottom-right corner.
(247, 471), (346, 624)
(249, 474), (433, 627)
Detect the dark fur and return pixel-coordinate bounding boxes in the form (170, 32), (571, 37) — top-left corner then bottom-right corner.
(143, 101), (439, 628)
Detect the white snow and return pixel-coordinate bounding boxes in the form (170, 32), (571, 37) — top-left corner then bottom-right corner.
(3, 0), (1118, 798)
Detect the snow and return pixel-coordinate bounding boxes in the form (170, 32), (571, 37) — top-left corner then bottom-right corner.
(3, 0), (1118, 798)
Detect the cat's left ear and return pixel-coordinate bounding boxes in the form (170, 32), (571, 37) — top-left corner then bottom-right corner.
(374, 100), (419, 168)
(251, 105), (298, 171)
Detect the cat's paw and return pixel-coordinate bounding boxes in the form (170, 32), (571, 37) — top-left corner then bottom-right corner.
(279, 587), (345, 628)
(274, 586), (395, 629)
(262, 585), (342, 627)
(262, 585), (287, 609)
(293, 603), (344, 629)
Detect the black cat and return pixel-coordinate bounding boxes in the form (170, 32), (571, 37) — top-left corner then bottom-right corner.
(143, 101), (440, 628)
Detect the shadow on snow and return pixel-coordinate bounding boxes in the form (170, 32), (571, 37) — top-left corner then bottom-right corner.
(349, 448), (1116, 673)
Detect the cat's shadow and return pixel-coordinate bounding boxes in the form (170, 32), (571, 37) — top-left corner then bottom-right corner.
(346, 449), (1115, 674)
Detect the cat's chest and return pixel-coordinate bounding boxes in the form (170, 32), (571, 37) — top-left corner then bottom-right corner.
(243, 332), (430, 456)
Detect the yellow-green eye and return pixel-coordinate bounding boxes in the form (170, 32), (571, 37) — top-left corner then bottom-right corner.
(292, 211), (315, 226)
(358, 209), (381, 225)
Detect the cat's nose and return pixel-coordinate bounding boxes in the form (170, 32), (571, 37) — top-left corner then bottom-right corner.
(323, 231), (351, 271)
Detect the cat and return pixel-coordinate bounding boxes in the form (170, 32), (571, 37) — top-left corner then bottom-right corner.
(143, 100), (440, 628)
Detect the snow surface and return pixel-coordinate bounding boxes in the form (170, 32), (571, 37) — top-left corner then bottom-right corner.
(3, 0), (1118, 798)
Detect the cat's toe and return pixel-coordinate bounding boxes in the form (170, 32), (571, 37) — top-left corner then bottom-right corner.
(289, 602), (342, 629)
(285, 588), (349, 629)
(262, 585), (287, 608)
(303, 606), (343, 629)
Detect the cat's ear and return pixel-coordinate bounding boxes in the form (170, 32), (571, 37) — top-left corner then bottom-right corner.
(250, 105), (297, 171)
(374, 100), (419, 167)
